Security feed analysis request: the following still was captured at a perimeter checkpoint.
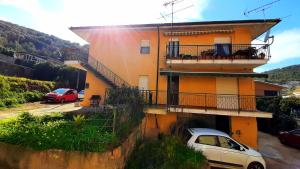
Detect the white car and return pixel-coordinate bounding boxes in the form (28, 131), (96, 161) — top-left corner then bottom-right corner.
(186, 128), (266, 169)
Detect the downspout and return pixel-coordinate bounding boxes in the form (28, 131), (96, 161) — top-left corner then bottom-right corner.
(155, 25), (160, 104)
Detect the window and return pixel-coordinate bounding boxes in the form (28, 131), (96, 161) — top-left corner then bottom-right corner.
(195, 135), (218, 146)
(138, 76), (148, 90)
(218, 136), (241, 151)
(264, 90), (278, 96)
(290, 129), (300, 136)
(140, 40), (150, 54)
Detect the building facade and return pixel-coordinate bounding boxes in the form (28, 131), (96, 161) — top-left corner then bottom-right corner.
(66, 19), (280, 148)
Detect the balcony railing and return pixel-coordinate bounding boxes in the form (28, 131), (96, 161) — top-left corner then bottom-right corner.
(166, 44), (270, 60)
(141, 90), (257, 112)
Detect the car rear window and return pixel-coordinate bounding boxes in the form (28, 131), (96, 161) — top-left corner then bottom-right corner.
(53, 89), (68, 94)
(196, 135), (218, 146)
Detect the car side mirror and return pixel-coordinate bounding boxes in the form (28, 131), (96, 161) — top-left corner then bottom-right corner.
(240, 146), (245, 151)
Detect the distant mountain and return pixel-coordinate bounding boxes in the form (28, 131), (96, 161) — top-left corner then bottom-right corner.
(0, 20), (88, 62)
(265, 64), (300, 83)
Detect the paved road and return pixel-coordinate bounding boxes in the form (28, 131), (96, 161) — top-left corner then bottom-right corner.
(0, 102), (81, 120)
(259, 132), (300, 169)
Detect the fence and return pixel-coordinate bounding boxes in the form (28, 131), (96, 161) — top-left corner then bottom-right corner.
(166, 44), (270, 60)
(141, 90), (257, 111)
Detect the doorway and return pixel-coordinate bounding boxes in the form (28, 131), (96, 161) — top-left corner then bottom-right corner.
(167, 76), (179, 105)
(216, 115), (231, 135)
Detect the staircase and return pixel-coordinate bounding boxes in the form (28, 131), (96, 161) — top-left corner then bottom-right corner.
(65, 55), (130, 88)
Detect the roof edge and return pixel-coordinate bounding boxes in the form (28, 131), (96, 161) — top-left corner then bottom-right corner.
(69, 19), (281, 31)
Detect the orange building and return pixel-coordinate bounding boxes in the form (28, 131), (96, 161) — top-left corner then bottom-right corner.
(255, 80), (285, 96)
(65, 19), (280, 148)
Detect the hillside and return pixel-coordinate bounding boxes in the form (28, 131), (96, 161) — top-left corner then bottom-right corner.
(265, 64), (300, 83)
(0, 20), (88, 62)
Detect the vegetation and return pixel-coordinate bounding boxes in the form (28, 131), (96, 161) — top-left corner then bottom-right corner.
(0, 87), (145, 152)
(32, 62), (86, 90)
(105, 86), (145, 139)
(0, 20), (88, 62)
(257, 96), (299, 135)
(0, 75), (55, 108)
(0, 112), (116, 152)
(265, 64), (300, 83)
(126, 136), (206, 169)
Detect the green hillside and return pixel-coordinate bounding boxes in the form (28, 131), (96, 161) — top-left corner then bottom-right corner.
(0, 20), (88, 62)
(265, 64), (300, 83)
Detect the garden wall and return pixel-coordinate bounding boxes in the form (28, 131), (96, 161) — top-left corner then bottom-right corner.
(0, 120), (145, 169)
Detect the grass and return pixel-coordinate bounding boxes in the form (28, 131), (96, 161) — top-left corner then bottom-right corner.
(0, 112), (117, 152)
(125, 136), (207, 169)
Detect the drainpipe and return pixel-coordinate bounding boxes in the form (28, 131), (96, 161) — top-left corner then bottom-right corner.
(237, 78), (240, 114)
(155, 25), (160, 104)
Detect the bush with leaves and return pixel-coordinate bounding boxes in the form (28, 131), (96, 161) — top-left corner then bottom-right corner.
(0, 75), (54, 108)
(257, 96), (299, 135)
(125, 136), (206, 169)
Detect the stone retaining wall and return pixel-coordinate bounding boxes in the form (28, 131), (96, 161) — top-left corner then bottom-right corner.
(0, 121), (144, 169)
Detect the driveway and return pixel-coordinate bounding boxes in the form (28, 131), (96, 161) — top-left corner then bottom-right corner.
(0, 102), (81, 120)
(259, 132), (300, 169)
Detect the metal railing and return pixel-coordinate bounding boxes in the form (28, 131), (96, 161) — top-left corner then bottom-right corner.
(166, 44), (270, 60)
(141, 90), (257, 112)
(64, 55), (129, 87)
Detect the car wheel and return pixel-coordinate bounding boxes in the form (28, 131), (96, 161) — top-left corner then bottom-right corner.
(280, 137), (285, 144)
(247, 162), (264, 169)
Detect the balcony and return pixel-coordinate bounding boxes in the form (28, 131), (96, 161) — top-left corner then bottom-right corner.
(141, 90), (272, 118)
(165, 44), (270, 68)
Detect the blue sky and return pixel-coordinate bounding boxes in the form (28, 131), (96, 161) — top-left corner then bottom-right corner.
(0, 0), (300, 72)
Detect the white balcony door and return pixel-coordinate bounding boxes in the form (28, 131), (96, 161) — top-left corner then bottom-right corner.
(138, 75), (149, 90)
(216, 77), (238, 110)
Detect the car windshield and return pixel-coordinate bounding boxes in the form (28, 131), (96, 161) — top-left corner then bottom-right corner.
(79, 90), (84, 94)
(53, 89), (68, 94)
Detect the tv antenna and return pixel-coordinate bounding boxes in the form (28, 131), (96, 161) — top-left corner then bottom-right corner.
(243, 0), (280, 17)
(244, 0), (280, 45)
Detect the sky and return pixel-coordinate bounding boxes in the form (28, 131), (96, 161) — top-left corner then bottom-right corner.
(0, 0), (300, 72)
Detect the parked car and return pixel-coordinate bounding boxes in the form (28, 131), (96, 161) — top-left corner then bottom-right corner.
(78, 90), (84, 100)
(278, 129), (300, 148)
(185, 128), (266, 169)
(44, 88), (78, 103)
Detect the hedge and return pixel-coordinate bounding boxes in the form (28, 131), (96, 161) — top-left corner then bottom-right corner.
(0, 75), (55, 108)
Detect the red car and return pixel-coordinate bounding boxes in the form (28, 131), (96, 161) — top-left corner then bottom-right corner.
(278, 129), (300, 148)
(44, 88), (78, 103)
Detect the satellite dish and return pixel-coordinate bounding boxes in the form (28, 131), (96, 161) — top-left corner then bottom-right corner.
(264, 29), (271, 43)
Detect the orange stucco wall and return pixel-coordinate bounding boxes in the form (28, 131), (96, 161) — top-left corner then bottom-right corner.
(231, 116), (258, 149)
(255, 81), (284, 96)
(144, 113), (177, 138)
(80, 70), (109, 106)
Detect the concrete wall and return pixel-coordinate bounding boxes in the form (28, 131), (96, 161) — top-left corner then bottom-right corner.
(0, 122), (144, 169)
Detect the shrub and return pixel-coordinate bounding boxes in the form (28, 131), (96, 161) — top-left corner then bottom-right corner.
(3, 98), (19, 108)
(0, 113), (116, 152)
(23, 91), (43, 102)
(257, 96), (299, 135)
(0, 100), (5, 108)
(125, 136), (206, 169)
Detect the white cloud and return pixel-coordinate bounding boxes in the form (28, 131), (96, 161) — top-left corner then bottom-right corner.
(268, 28), (300, 63)
(0, 0), (210, 44)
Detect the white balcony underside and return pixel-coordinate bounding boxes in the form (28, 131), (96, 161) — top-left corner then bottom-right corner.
(145, 107), (272, 118)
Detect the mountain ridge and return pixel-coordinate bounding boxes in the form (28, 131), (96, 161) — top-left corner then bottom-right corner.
(0, 19), (88, 62)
